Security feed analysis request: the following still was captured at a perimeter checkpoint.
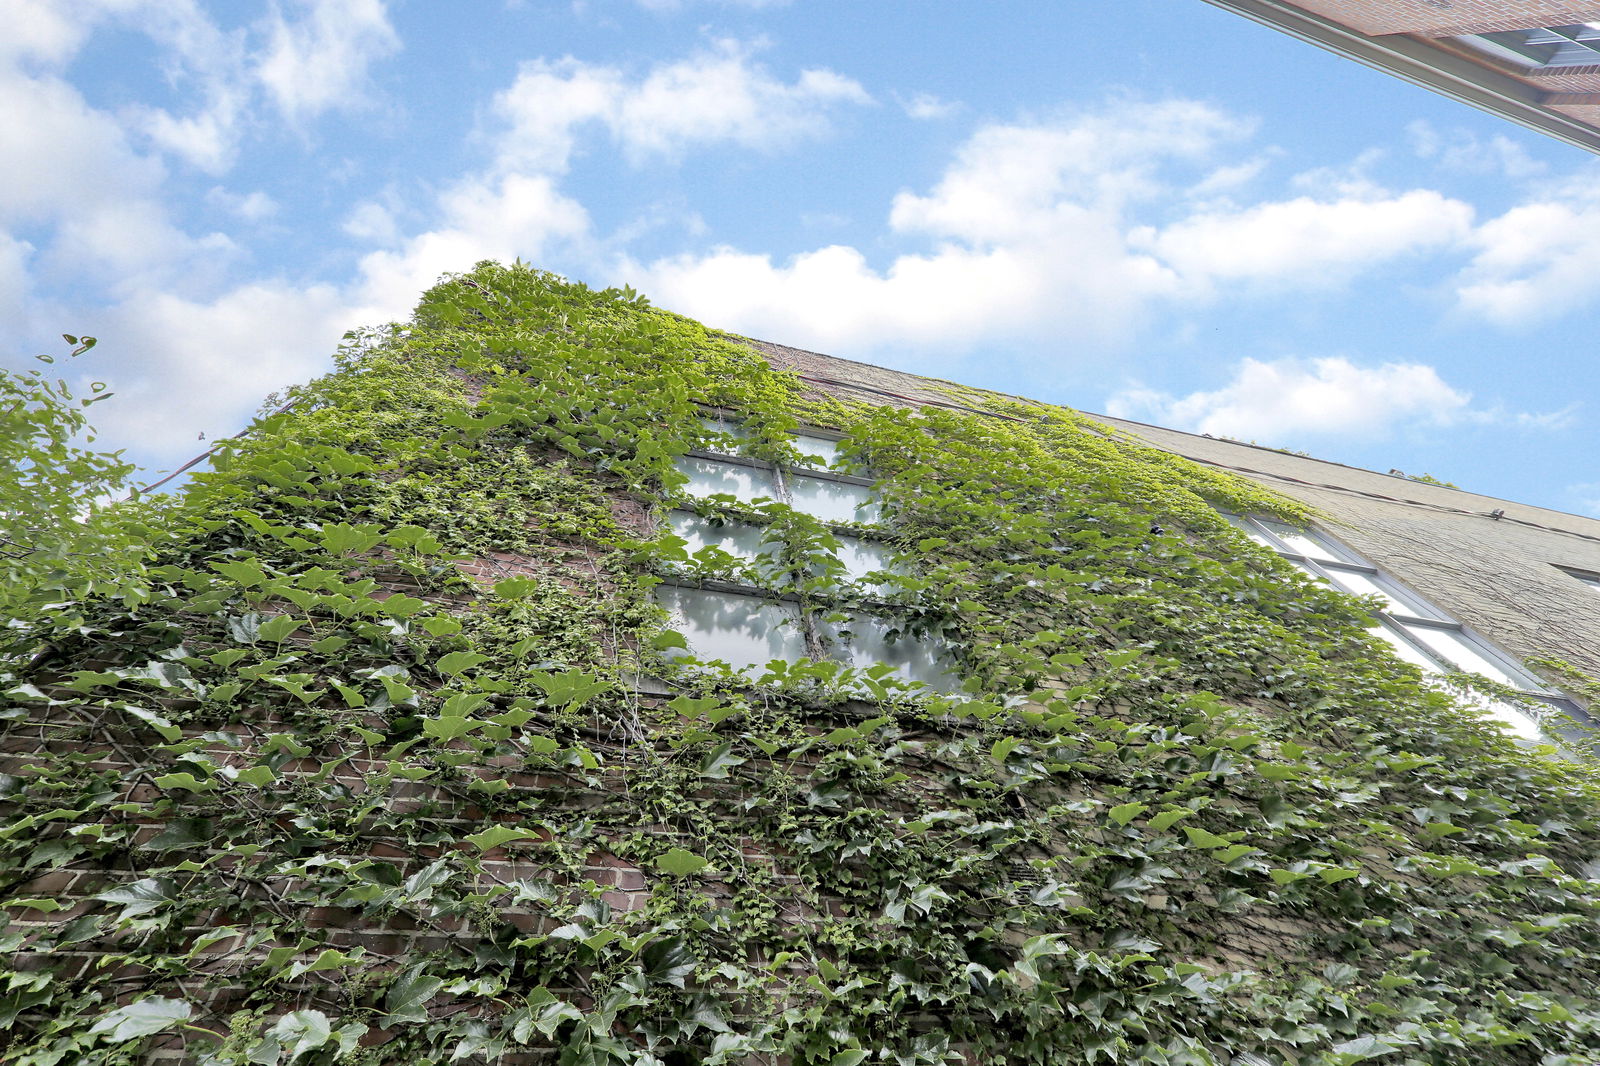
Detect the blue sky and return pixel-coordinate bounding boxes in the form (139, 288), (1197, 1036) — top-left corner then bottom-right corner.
(5, 0), (1599, 513)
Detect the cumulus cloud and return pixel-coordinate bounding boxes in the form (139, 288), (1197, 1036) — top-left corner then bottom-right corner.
(91, 281), (351, 455)
(1455, 183), (1600, 323)
(627, 101), (1485, 354)
(255, 0), (400, 124)
(494, 40), (869, 170)
(1134, 189), (1474, 290)
(1103, 356), (1559, 441)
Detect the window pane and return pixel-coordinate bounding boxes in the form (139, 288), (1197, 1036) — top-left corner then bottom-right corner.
(1223, 513), (1275, 549)
(666, 511), (769, 564)
(833, 535), (897, 587)
(824, 612), (959, 690)
(698, 415), (746, 453)
(792, 432), (844, 469)
(1258, 519), (1344, 563)
(1323, 567), (1441, 619)
(1403, 625), (1526, 688)
(674, 455), (779, 506)
(786, 472), (879, 524)
(1368, 621), (1441, 673)
(654, 585), (806, 673)
(1453, 688), (1545, 742)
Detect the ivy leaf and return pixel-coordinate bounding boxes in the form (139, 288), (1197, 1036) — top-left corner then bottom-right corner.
(435, 651), (489, 676)
(640, 936), (697, 987)
(1329, 1035), (1400, 1063)
(153, 772), (214, 793)
(465, 826), (537, 851)
(654, 848), (709, 876)
(830, 1053), (869, 1066)
(990, 735), (1022, 764)
(1148, 807), (1192, 833)
(699, 742), (747, 780)
(258, 614), (304, 644)
(88, 997), (191, 1043)
(423, 716), (482, 741)
(1182, 827), (1234, 849)
(94, 877), (175, 917)
(385, 966), (445, 1024)
(2, 897), (63, 912)
(1108, 802), (1147, 827)
(529, 668), (610, 710)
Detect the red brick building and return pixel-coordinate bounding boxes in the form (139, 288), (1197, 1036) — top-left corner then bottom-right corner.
(1206, 0), (1600, 150)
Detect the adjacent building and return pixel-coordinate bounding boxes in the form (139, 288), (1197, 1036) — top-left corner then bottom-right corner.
(1204, 0), (1600, 152)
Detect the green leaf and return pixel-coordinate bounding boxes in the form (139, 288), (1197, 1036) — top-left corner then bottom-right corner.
(1108, 801), (1147, 826)
(1182, 826), (1234, 849)
(258, 614), (304, 643)
(88, 997), (191, 1043)
(991, 735), (1022, 764)
(699, 742), (747, 779)
(655, 847), (710, 876)
(1148, 807), (1192, 833)
(436, 651), (489, 676)
(153, 772), (214, 793)
(465, 825), (537, 851)
(2, 897), (64, 912)
(831, 1053), (869, 1066)
(385, 966), (445, 1025)
(272, 1009), (333, 1063)
(423, 716), (482, 741)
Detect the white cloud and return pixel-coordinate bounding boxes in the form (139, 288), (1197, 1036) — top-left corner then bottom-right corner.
(207, 187), (279, 222)
(1104, 356), (1514, 441)
(1134, 189), (1474, 289)
(1455, 186), (1600, 323)
(91, 281), (351, 453)
(494, 40), (869, 170)
(897, 91), (958, 121)
(348, 174), (592, 326)
(1408, 120), (1546, 180)
(621, 101), (1283, 352)
(254, 0), (400, 123)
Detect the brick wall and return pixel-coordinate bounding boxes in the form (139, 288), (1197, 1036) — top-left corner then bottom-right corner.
(1292, 0), (1600, 38)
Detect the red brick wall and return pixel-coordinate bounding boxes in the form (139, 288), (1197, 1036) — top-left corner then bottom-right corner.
(1292, 0), (1600, 38)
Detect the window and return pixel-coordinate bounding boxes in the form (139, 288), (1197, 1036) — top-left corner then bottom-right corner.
(1225, 514), (1569, 741)
(1556, 564), (1600, 593)
(1457, 24), (1600, 70)
(655, 417), (957, 691)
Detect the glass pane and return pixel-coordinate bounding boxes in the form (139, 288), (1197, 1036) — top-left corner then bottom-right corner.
(1452, 688), (1545, 742)
(654, 585), (806, 673)
(1258, 519), (1344, 563)
(792, 432), (844, 469)
(1368, 621), (1441, 674)
(786, 473), (879, 525)
(674, 456), (779, 506)
(1223, 513), (1274, 549)
(832, 535), (897, 587)
(698, 415), (746, 453)
(825, 612), (959, 691)
(666, 511), (768, 564)
(1403, 626), (1525, 688)
(1323, 567), (1437, 618)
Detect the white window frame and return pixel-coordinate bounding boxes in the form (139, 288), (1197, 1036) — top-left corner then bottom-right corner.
(657, 416), (956, 689)
(1225, 513), (1575, 740)
(1457, 24), (1600, 70)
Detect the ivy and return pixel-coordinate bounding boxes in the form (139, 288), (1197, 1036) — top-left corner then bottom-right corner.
(2, 261), (1599, 1065)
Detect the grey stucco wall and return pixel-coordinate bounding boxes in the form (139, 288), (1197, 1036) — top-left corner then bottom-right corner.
(1089, 414), (1600, 685)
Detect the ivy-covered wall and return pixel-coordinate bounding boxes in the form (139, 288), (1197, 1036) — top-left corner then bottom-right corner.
(3, 262), (1599, 1066)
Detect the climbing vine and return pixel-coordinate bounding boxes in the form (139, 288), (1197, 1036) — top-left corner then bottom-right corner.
(2, 262), (1599, 1066)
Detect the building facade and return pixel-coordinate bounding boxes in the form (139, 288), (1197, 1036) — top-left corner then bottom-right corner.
(5, 267), (1600, 1065)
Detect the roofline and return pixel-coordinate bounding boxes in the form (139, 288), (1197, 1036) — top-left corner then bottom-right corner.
(1201, 0), (1600, 155)
(1085, 408), (1600, 528)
